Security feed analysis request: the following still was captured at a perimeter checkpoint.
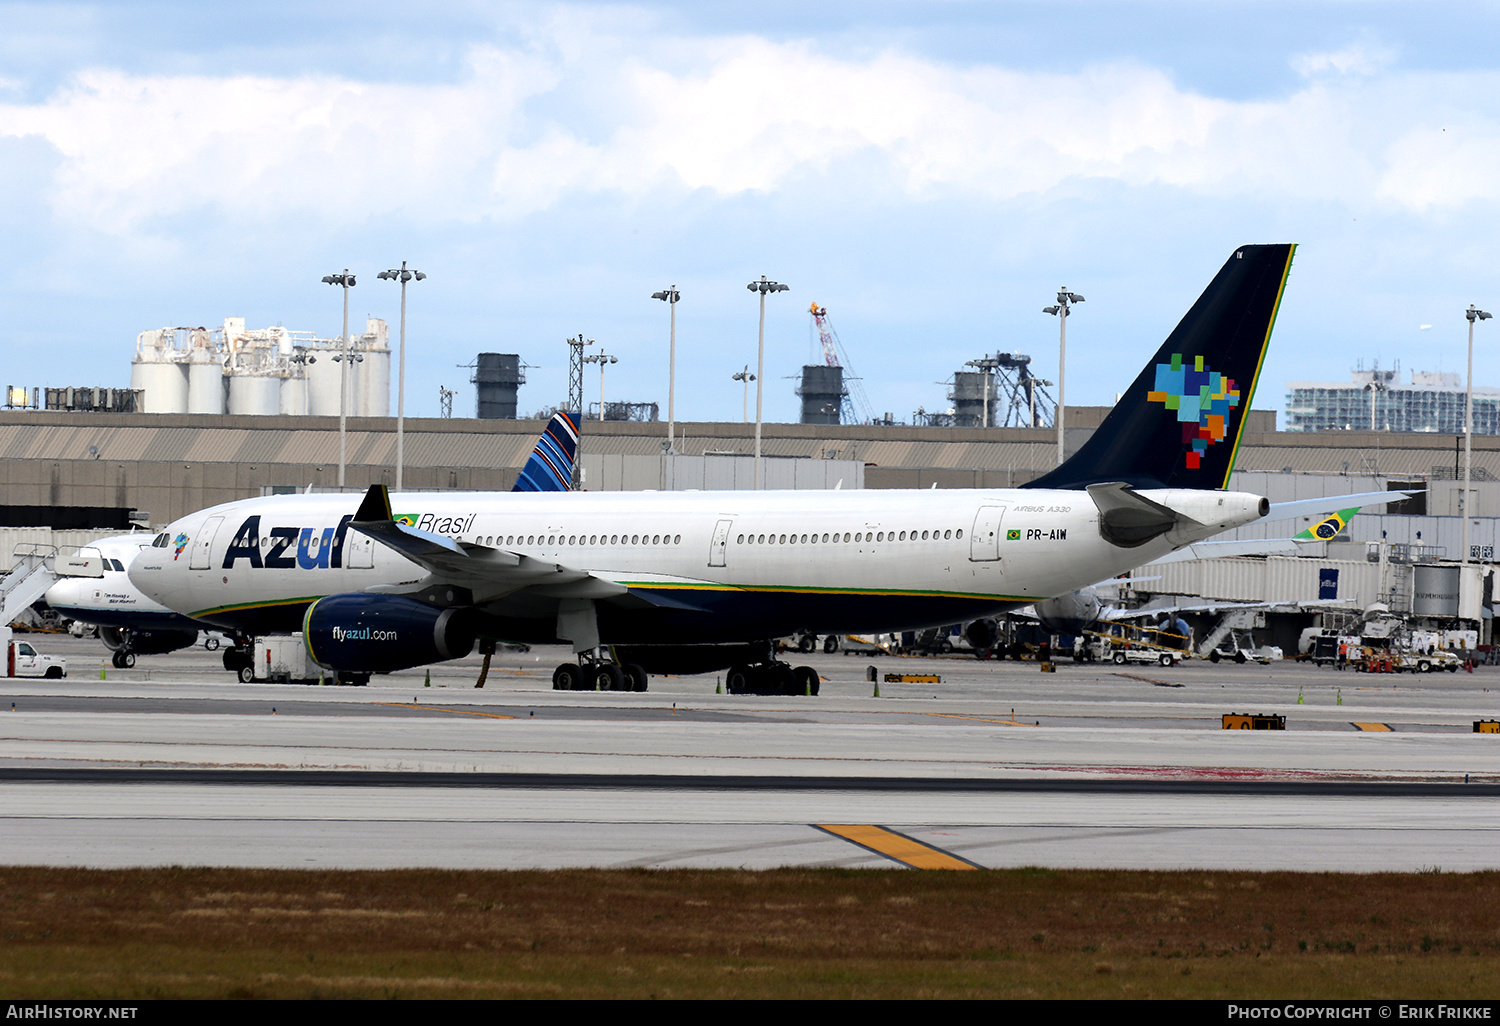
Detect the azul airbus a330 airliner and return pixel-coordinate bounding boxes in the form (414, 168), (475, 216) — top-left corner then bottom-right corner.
(130, 244), (1339, 692)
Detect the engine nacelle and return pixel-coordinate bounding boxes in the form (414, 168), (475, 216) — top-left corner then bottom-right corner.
(303, 594), (476, 673)
(100, 625), (200, 655)
(1034, 589), (1103, 635)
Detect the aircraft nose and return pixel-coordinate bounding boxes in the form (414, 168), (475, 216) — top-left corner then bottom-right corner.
(127, 549), (169, 599)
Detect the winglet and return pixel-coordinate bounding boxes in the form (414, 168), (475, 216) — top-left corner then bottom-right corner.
(1295, 507), (1360, 541)
(353, 483), (393, 524)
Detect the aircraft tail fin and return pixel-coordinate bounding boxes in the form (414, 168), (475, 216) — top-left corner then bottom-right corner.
(1025, 244), (1295, 491)
(512, 412), (580, 492)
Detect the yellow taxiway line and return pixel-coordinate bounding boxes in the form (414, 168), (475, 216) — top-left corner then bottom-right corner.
(815, 824), (982, 870)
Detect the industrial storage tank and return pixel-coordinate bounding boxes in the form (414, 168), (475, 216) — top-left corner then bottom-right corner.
(474, 353), (524, 419)
(797, 365), (845, 425)
(186, 344), (225, 415)
(228, 373), (282, 416)
(305, 344), (346, 417)
(355, 319), (390, 417)
(279, 372), (308, 416)
(130, 330), (189, 414)
(951, 370), (998, 428)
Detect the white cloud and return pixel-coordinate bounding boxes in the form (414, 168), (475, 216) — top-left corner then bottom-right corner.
(1292, 40), (1397, 78)
(2, 27), (1499, 232)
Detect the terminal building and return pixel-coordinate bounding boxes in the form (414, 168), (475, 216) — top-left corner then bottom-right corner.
(1284, 362), (1500, 434)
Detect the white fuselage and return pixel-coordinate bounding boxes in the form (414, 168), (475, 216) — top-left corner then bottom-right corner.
(46, 534), (198, 630)
(129, 486), (1266, 643)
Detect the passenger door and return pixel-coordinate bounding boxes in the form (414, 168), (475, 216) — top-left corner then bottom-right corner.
(708, 519), (733, 567)
(968, 505), (1007, 562)
(190, 516), (224, 570)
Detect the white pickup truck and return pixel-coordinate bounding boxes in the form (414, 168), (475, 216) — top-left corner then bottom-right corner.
(7, 639), (66, 678)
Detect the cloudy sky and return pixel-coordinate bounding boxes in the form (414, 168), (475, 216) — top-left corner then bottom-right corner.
(2, 1), (1498, 424)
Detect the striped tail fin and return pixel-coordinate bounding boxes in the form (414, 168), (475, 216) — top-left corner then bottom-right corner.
(511, 411), (580, 492)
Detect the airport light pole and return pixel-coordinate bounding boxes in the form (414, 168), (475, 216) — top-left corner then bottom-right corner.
(376, 262), (425, 493)
(747, 276), (789, 488)
(1463, 304), (1493, 566)
(1043, 288), (1084, 465)
(652, 286), (680, 453)
(583, 350), (618, 421)
(732, 366), (755, 423)
(321, 270), (356, 488)
(1363, 379), (1387, 432)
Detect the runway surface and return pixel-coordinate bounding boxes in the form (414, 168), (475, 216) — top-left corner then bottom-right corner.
(2, 636), (1498, 871)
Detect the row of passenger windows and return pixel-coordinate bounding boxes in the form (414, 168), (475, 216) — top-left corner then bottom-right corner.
(480, 533), (682, 547)
(738, 528), (963, 545)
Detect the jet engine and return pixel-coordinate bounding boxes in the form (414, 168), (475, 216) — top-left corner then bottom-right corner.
(1033, 589), (1104, 635)
(99, 625), (200, 656)
(303, 594), (476, 673)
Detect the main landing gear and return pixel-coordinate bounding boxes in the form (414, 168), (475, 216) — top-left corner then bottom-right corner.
(726, 661), (819, 696)
(552, 653), (649, 692)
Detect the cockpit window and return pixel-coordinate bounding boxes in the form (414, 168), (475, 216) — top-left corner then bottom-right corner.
(154, 533), (169, 548)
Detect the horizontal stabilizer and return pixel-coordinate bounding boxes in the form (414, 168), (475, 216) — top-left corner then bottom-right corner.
(1266, 490), (1418, 523)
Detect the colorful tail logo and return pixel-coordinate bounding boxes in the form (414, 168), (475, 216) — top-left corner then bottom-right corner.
(1147, 353), (1241, 470)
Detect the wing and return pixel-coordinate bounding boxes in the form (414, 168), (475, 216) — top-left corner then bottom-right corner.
(349, 483), (628, 603)
(348, 484), (715, 611)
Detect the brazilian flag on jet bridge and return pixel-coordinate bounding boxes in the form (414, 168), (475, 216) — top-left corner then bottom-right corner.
(512, 411), (581, 492)
(1025, 244), (1296, 492)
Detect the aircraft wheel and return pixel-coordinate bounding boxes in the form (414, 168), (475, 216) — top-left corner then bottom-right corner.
(772, 663), (796, 695)
(726, 664), (752, 695)
(823, 635), (840, 654)
(1113, 652), (1127, 665)
(111, 651), (126, 669)
(238, 664), (255, 683)
(204, 636), (220, 651)
(623, 664), (649, 692)
(595, 663), (626, 691)
(123, 652), (136, 668)
(793, 665), (819, 696)
(553, 663), (583, 690)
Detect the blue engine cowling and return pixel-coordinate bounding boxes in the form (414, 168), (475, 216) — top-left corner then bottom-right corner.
(303, 594), (476, 673)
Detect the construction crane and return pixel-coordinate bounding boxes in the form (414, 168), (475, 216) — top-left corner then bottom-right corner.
(809, 303), (875, 424)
